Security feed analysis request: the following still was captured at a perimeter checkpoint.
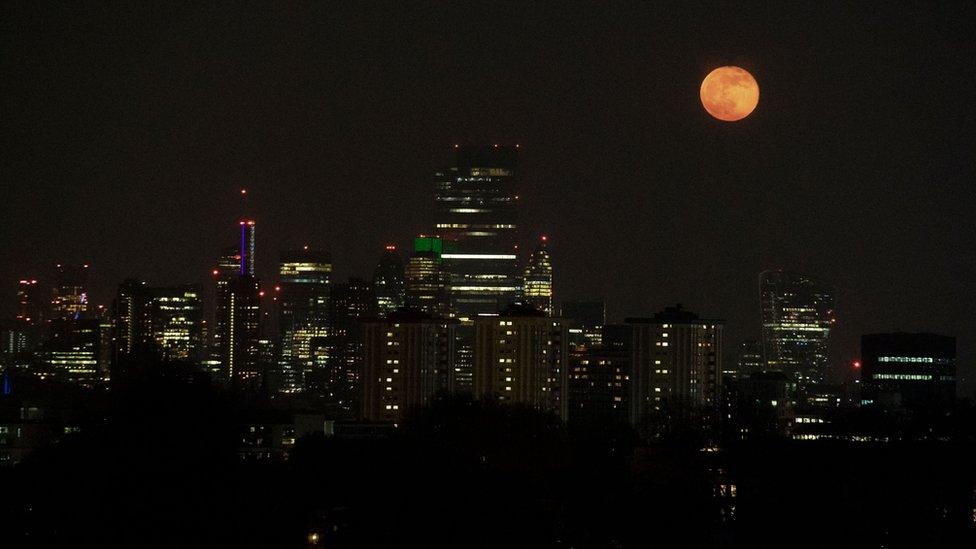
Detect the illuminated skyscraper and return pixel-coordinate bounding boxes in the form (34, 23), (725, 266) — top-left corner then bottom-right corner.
(221, 275), (261, 386)
(473, 304), (569, 420)
(628, 305), (724, 438)
(52, 264), (90, 320)
(239, 220), (256, 276)
(361, 310), (457, 423)
(276, 249), (332, 393)
(44, 318), (104, 386)
(434, 145), (520, 319)
(522, 236), (553, 316)
(211, 246), (241, 359)
(373, 245), (405, 316)
(759, 270), (835, 387)
(404, 237), (451, 317)
(111, 278), (153, 366)
(150, 285), (204, 362)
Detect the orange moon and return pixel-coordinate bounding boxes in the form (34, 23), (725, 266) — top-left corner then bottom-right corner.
(700, 66), (759, 122)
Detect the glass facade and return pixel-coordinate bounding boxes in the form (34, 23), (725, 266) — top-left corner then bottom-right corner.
(759, 270), (835, 387)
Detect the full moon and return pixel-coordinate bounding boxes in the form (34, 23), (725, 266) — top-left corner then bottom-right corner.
(700, 66), (759, 122)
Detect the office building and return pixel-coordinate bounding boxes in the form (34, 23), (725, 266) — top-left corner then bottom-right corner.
(373, 245), (405, 316)
(44, 318), (104, 386)
(51, 264), (89, 320)
(562, 300), (606, 349)
(434, 145), (520, 319)
(404, 237), (451, 317)
(760, 270), (835, 387)
(277, 249), (332, 392)
(860, 332), (956, 413)
(522, 236), (553, 316)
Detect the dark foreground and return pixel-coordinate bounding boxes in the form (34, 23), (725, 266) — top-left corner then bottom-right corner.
(2, 377), (974, 548)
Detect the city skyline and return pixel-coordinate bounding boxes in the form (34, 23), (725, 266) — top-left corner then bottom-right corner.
(3, 5), (973, 396)
(2, 4), (975, 546)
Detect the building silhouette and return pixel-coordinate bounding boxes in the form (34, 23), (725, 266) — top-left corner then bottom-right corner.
(373, 245), (405, 316)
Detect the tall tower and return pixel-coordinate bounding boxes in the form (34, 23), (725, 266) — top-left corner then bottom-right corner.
(522, 236), (553, 316)
(373, 245), (405, 316)
(434, 145), (520, 319)
(276, 248), (332, 393)
(759, 270), (835, 388)
(239, 220), (256, 276)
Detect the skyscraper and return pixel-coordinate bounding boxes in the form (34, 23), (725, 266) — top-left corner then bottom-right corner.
(276, 249), (332, 393)
(44, 318), (104, 386)
(15, 278), (45, 351)
(522, 236), (553, 316)
(404, 237), (451, 317)
(149, 285), (204, 362)
(111, 278), (153, 366)
(373, 245), (405, 316)
(52, 264), (89, 320)
(759, 270), (835, 387)
(239, 220), (256, 276)
(628, 305), (724, 438)
(434, 145), (521, 319)
(473, 304), (569, 420)
(210, 246), (241, 361)
(221, 275), (261, 386)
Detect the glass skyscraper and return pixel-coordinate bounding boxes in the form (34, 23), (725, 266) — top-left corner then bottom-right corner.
(759, 270), (835, 387)
(276, 249), (332, 393)
(434, 145), (520, 319)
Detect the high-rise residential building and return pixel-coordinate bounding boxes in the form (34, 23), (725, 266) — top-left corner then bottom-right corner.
(759, 270), (835, 387)
(373, 245), (405, 316)
(522, 236), (553, 316)
(627, 305), (724, 438)
(567, 324), (632, 427)
(404, 237), (451, 317)
(361, 310), (457, 423)
(434, 145), (521, 319)
(473, 304), (569, 420)
(51, 264), (90, 320)
(277, 249), (332, 393)
(860, 333), (956, 413)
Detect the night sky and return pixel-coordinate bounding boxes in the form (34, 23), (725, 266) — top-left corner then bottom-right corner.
(2, 4), (974, 393)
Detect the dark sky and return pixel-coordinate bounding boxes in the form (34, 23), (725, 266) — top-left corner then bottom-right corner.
(2, 3), (974, 393)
